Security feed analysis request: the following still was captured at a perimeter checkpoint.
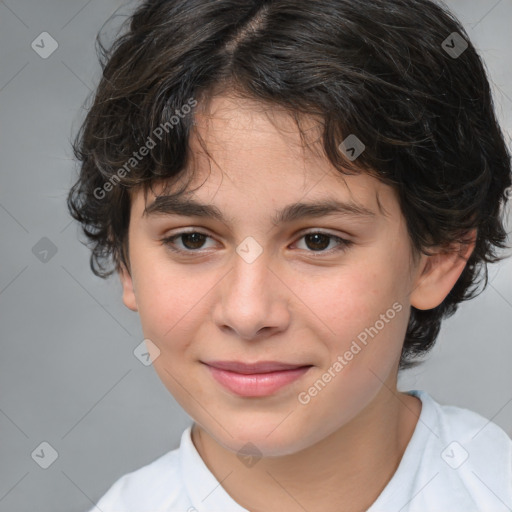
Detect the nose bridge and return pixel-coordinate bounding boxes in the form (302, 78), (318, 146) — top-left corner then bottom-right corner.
(229, 245), (271, 304)
(214, 244), (288, 338)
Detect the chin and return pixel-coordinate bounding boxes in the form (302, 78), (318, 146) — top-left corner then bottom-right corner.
(203, 414), (322, 458)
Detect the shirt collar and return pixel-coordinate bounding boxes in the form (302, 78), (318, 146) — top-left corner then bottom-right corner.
(179, 425), (250, 512)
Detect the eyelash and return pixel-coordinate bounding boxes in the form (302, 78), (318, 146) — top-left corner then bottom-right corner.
(160, 230), (353, 256)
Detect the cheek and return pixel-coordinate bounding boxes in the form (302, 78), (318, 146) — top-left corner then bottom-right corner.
(131, 251), (214, 349)
(313, 266), (395, 332)
(132, 260), (215, 404)
(303, 252), (409, 364)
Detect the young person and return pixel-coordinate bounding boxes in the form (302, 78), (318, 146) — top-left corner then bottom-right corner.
(68, 0), (512, 510)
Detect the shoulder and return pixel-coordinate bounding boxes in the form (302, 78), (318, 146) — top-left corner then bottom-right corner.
(414, 390), (512, 506)
(424, 390), (512, 456)
(89, 428), (191, 512)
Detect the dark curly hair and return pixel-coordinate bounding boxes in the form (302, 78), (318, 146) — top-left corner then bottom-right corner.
(67, 0), (511, 369)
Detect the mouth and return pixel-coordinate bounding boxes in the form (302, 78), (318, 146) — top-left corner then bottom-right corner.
(202, 360), (313, 397)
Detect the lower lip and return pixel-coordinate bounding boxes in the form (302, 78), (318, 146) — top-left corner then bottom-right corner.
(205, 365), (311, 397)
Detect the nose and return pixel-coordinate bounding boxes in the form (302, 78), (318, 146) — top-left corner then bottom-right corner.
(212, 251), (291, 341)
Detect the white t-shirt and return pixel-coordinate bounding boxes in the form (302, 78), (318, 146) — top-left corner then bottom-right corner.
(88, 390), (512, 512)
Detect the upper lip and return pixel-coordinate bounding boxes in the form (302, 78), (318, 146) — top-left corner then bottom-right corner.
(203, 360), (312, 374)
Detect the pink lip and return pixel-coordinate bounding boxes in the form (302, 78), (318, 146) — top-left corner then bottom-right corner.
(203, 361), (312, 397)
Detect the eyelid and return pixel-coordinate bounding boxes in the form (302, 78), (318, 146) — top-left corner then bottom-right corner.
(160, 228), (353, 255)
(160, 228), (217, 253)
(291, 230), (353, 253)
(294, 226), (352, 239)
(162, 226), (352, 240)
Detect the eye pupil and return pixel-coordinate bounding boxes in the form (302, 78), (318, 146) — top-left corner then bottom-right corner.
(305, 233), (330, 251)
(182, 233), (206, 249)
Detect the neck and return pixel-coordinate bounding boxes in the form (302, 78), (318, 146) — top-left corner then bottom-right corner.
(191, 385), (422, 512)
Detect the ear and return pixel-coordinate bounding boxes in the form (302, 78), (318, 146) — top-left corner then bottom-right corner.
(118, 263), (138, 312)
(410, 230), (477, 311)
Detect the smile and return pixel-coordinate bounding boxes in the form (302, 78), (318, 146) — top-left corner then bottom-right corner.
(202, 361), (313, 397)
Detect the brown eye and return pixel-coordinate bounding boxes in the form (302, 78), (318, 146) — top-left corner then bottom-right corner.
(161, 231), (214, 253)
(179, 233), (208, 250)
(304, 233), (331, 251)
(295, 232), (352, 253)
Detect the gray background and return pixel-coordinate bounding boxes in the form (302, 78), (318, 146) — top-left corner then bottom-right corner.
(0, 1), (511, 511)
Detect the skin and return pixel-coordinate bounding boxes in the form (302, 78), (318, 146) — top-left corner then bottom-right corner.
(119, 93), (475, 512)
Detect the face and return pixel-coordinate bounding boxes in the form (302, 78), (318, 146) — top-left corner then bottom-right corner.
(119, 94), (427, 457)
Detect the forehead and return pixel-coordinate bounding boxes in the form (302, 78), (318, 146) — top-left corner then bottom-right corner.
(190, 93), (329, 174)
(134, 93), (399, 221)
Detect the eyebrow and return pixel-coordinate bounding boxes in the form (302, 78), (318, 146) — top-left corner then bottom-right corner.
(143, 196), (376, 225)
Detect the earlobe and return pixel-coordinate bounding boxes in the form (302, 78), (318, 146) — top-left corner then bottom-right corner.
(410, 230), (477, 311)
(119, 263), (138, 312)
